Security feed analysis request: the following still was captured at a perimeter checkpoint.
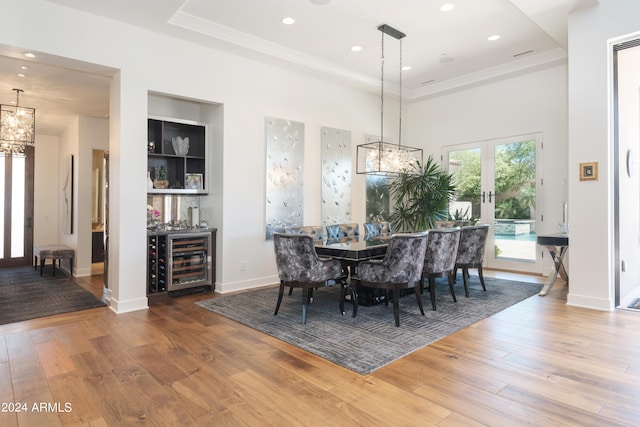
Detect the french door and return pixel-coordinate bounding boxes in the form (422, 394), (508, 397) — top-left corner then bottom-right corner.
(0, 148), (34, 268)
(443, 134), (543, 273)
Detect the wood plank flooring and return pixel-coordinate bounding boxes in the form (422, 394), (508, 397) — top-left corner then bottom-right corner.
(1, 272), (639, 426)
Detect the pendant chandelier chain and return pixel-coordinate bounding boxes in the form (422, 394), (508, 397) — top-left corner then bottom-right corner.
(380, 29), (385, 146)
(398, 38), (403, 148)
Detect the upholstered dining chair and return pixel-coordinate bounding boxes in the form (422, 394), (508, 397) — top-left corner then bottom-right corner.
(326, 223), (359, 239)
(421, 228), (461, 311)
(284, 226), (326, 295)
(363, 221), (391, 239)
(272, 233), (353, 324)
(455, 224), (490, 297)
(356, 232), (428, 327)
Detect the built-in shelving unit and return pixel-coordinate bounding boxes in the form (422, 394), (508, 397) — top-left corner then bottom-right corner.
(147, 116), (207, 194)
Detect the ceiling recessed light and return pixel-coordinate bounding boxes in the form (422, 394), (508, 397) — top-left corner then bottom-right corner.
(351, 45), (362, 52)
(440, 3), (455, 12)
(20, 65), (29, 70)
(402, 65), (411, 71)
(438, 54), (455, 64)
(17, 73), (26, 78)
(488, 35), (500, 41)
(281, 17), (295, 25)
(23, 52), (36, 58)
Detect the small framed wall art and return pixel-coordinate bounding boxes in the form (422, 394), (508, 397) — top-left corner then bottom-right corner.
(579, 162), (598, 181)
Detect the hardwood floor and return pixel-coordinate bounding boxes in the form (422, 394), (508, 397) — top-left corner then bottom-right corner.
(1, 271), (639, 426)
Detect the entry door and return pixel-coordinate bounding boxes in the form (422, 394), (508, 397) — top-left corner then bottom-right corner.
(0, 148), (34, 268)
(444, 134), (542, 273)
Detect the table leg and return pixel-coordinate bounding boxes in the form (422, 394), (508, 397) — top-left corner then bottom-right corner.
(539, 245), (568, 296)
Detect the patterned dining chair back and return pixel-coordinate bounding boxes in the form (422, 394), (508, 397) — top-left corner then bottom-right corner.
(456, 224), (490, 265)
(284, 225), (324, 241)
(424, 228), (461, 275)
(363, 221), (392, 239)
(421, 228), (461, 311)
(455, 224), (490, 296)
(326, 223), (359, 239)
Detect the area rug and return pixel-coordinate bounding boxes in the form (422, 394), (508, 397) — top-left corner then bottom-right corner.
(0, 266), (106, 325)
(195, 276), (542, 375)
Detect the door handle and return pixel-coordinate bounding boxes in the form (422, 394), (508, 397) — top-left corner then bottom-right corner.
(488, 191), (493, 203)
(482, 191), (486, 203)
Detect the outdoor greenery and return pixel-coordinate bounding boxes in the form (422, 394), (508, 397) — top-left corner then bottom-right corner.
(388, 155), (456, 232)
(451, 140), (536, 220)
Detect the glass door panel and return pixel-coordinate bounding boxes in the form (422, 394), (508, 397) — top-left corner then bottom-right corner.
(0, 149), (34, 268)
(11, 156), (25, 257)
(493, 139), (537, 264)
(445, 135), (542, 273)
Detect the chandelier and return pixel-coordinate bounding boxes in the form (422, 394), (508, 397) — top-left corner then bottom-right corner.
(357, 24), (423, 175)
(0, 89), (36, 156)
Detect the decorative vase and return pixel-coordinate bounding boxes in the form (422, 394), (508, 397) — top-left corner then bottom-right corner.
(153, 179), (169, 189)
(147, 171), (154, 190)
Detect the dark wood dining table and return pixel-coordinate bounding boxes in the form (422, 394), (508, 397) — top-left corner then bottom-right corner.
(314, 236), (389, 263)
(315, 236), (390, 305)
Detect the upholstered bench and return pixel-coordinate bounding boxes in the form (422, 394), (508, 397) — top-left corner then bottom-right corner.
(33, 245), (74, 276)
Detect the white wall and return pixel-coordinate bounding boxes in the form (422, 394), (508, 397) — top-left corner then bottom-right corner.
(567, 0), (640, 310)
(33, 134), (59, 247)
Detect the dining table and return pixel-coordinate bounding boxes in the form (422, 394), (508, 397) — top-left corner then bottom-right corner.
(315, 235), (390, 306)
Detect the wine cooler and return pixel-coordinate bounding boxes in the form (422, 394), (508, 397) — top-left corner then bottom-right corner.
(147, 231), (213, 295)
(167, 232), (211, 291)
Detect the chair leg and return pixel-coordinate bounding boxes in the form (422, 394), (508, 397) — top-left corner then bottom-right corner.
(288, 287), (293, 295)
(462, 268), (470, 297)
(429, 278), (437, 311)
(301, 285), (310, 324)
(393, 286), (401, 327)
(350, 283), (358, 318)
(40, 258), (45, 276)
(274, 282), (286, 316)
(414, 284), (425, 316)
(478, 266), (487, 291)
(448, 274), (457, 302)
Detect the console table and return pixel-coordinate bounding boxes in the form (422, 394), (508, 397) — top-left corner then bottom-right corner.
(537, 233), (569, 296)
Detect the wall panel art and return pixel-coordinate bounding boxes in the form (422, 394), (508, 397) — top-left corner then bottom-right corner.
(264, 117), (304, 239)
(321, 127), (352, 227)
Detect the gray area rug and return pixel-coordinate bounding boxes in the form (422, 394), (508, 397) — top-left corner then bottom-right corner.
(0, 266), (106, 325)
(196, 275), (543, 375)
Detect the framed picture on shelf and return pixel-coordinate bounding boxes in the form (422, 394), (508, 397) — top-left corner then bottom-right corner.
(185, 173), (203, 190)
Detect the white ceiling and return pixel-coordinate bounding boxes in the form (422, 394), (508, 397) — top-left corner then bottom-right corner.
(0, 0), (595, 136)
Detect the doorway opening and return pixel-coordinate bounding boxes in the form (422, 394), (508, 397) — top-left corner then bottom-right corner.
(613, 38), (640, 311)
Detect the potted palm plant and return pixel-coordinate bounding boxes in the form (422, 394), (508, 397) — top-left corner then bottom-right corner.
(388, 155), (456, 232)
